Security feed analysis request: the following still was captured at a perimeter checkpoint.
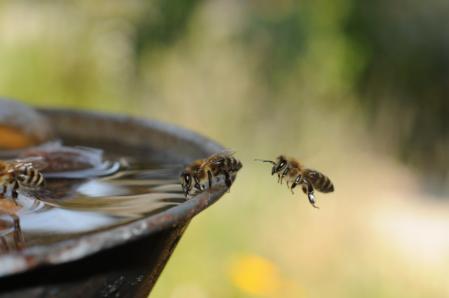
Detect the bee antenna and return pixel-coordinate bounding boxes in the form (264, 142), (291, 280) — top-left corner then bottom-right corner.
(254, 159), (276, 165)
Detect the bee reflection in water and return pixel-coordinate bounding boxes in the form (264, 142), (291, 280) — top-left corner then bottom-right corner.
(0, 200), (24, 253)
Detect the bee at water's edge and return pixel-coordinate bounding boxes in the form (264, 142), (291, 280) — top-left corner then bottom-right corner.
(180, 151), (242, 198)
(256, 155), (334, 208)
(0, 158), (46, 203)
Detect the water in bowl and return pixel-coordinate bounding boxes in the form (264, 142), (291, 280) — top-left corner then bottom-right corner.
(0, 141), (186, 253)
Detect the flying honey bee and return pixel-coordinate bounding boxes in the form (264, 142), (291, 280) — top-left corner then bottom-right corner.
(180, 151), (242, 197)
(256, 155), (334, 208)
(0, 158), (46, 203)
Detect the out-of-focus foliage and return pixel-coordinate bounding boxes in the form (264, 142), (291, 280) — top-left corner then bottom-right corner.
(0, 1), (448, 297)
(134, 0), (203, 55)
(346, 0), (449, 192)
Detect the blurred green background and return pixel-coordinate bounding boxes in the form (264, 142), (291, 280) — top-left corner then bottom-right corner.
(1, 1), (448, 297)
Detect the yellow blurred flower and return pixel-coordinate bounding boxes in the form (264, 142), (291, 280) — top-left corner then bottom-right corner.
(229, 254), (282, 296)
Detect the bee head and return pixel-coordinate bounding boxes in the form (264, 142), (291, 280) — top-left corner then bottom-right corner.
(272, 155), (288, 175)
(180, 171), (193, 197)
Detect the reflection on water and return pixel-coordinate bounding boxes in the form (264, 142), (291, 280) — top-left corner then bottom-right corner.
(0, 213), (24, 253)
(0, 142), (187, 254)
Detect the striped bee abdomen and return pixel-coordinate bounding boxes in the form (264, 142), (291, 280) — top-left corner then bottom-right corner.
(16, 166), (45, 187)
(304, 169), (334, 193)
(229, 157), (242, 172)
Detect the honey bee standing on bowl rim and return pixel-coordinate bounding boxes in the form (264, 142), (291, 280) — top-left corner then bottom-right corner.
(256, 155), (334, 208)
(0, 158), (46, 203)
(180, 151), (242, 198)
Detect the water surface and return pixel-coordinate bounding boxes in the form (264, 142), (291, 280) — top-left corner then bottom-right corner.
(0, 141), (186, 253)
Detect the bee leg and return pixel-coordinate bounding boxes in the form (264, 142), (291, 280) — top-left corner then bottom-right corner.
(182, 186), (190, 198)
(224, 172), (232, 190)
(193, 176), (202, 192)
(308, 193), (318, 209)
(301, 185), (309, 203)
(11, 182), (19, 206)
(290, 175), (302, 194)
(207, 170), (213, 189)
(11, 214), (24, 250)
(280, 168), (289, 185)
(290, 182), (296, 194)
(287, 180), (294, 194)
(305, 183), (319, 209)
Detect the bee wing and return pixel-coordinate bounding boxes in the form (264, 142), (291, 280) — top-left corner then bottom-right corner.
(216, 149), (236, 159)
(10, 157), (48, 171)
(220, 149), (236, 156)
(204, 156), (226, 167)
(303, 169), (334, 193)
(194, 150), (238, 172)
(209, 150), (235, 160)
